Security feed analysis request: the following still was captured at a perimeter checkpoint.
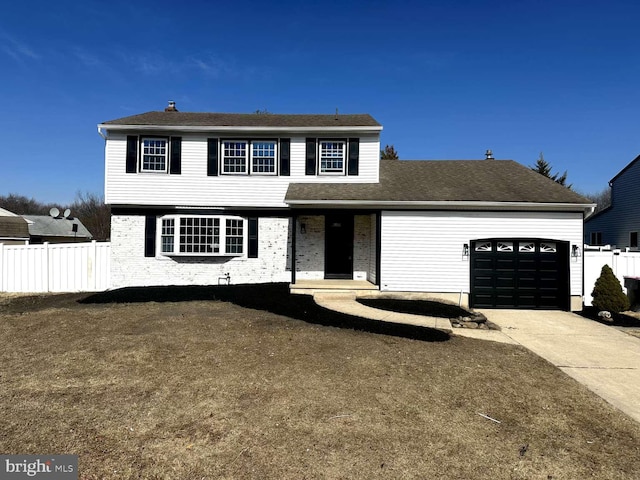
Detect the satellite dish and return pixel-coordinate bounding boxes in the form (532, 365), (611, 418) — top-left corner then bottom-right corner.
(63, 209), (71, 219)
(49, 207), (60, 218)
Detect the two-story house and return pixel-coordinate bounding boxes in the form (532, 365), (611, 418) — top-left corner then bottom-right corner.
(99, 102), (594, 311)
(585, 154), (640, 249)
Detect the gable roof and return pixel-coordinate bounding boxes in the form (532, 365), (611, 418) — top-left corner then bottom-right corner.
(610, 153), (640, 184)
(100, 111), (381, 129)
(22, 215), (92, 239)
(286, 160), (593, 208)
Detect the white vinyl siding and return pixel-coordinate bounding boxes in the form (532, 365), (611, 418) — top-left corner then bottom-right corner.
(380, 211), (584, 296)
(105, 134), (380, 207)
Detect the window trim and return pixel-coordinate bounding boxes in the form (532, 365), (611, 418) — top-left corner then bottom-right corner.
(221, 140), (249, 175)
(250, 140), (278, 175)
(140, 136), (169, 173)
(318, 140), (346, 175)
(157, 215), (247, 257)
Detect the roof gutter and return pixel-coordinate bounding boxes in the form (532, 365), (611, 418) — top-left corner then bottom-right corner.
(97, 124), (383, 134)
(285, 199), (597, 211)
(97, 126), (107, 139)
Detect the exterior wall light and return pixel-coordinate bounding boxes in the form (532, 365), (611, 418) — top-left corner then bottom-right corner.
(571, 244), (581, 258)
(462, 243), (470, 259)
(300, 223), (306, 234)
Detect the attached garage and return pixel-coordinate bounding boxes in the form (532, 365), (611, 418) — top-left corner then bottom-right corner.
(470, 239), (570, 310)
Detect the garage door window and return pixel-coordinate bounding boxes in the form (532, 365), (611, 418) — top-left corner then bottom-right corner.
(497, 241), (513, 252)
(540, 242), (557, 253)
(519, 242), (535, 253)
(475, 241), (492, 252)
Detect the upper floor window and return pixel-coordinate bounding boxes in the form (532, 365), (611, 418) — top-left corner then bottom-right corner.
(223, 141), (248, 174)
(251, 141), (277, 174)
(631, 231), (638, 249)
(159, 215), (244, 256)
(319, 141), (345, 174)
(141, 138), (168, 172)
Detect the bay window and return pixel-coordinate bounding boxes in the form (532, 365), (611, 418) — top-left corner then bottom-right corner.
(159, 215), (245, 256)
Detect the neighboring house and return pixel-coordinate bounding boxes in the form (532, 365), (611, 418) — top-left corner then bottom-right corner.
(0, 208), (30, 245)
(99, 102), (594, 311)
(585, 154), (640, 249)
(22, 215), (93, 244)
(0, 207), (93, 244)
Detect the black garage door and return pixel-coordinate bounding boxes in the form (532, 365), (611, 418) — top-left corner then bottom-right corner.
(470, 239), (570, 310)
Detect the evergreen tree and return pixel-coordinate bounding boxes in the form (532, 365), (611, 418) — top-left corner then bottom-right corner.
(591, 264), (630, 313)
(531, 152), (571, 189)
(381, 144), (399, 160)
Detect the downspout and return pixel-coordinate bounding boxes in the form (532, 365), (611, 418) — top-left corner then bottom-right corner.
(97, 126), (107, 139)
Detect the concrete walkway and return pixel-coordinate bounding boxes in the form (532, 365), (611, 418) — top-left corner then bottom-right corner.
(313, 293), (640, 423)
(476, 309), (640, 423)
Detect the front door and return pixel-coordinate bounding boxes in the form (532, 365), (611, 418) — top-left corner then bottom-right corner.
(325, 214), (354, 279)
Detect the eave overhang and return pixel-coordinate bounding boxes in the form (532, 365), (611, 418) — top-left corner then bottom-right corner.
(97, 124), (383, 135)
(285, 199), (596, 213)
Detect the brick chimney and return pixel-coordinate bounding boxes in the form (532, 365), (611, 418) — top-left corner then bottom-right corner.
(165, 101), (178, 112)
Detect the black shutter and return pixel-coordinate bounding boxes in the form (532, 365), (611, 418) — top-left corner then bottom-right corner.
(144, 215), (156, 257)
(305, 138), (316, 175)
(348, 138), (359, 175)
(207, 138), (219, 176)
(126, 136), (138, 173)
(279, 138), (290, 176)
(248, 217), (258, 258)
(169, 136), (181, 174)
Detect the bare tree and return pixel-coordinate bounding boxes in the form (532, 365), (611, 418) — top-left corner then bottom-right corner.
(577, 186), (612, 214)
(0, 193), (56, 215)
(70, 192), (111, 241)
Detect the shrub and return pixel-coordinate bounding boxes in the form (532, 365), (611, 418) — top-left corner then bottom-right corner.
(591, 265), (630, 313)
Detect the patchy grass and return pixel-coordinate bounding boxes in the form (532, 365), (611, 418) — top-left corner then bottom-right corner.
(1, 284), (640, 479)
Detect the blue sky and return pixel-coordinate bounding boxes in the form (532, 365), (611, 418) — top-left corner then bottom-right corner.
(1, 0), (639, 204)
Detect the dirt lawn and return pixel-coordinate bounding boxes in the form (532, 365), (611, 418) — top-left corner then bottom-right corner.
(1, 284), (640, 479)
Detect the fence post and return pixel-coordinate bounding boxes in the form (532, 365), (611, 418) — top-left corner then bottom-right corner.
(0, 242), (4, 292)
(91, 240), (97, 291)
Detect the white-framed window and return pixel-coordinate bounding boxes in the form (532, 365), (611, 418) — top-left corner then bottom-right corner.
(251, 141), (277, 174)
(141, 137), (168, 172)
(161, 218), (175, 253)
(319, 140), (345, 174)
(222, 141), (248, 174)
(159, 215), (245, 256)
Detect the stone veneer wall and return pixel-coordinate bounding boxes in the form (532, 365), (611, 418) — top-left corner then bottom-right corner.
(110, 215), (292, 288)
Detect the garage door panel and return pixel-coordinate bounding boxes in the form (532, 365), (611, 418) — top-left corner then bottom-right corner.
(470, 239), (569, 310)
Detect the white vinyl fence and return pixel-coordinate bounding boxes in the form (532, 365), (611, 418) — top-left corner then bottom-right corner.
(0, 241), (110, 293)
(584, 246), (640, 306)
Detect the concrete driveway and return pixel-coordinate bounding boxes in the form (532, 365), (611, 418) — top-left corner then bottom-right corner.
(478, 309), (640, 423)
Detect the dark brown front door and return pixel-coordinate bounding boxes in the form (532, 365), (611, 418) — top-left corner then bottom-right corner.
(325, 214), (354, 279)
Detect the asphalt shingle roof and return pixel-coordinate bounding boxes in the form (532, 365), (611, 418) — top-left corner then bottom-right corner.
(286, 160), (592, 205)
(101, 111), (381, 128)
(22, 216), (93, 239)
